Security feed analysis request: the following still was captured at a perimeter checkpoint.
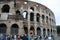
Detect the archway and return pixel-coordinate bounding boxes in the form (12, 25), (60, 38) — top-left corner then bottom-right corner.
(2, 4), (10, 13)
(23, 25), (28, 34)
(0, 23), (7, 34)
(37, 27), (41, 36)
(43, 28), (46, 37)
(22, 11), (28, 19)
(51, 29), (52, 35)
(30, 26), (35, 36)
(30, 12), (34, 21)
(16, 10), (20, 15)
(46, 16), (48, 23)
(30, 26), (34, 31)
(42, 15), (45, 24)
(30, 7), (34, 12)
(11, 24), (19, 35)
(42, 15), (45, 20)
(47, 29), (50, 36)
(36, 13), (40, 22)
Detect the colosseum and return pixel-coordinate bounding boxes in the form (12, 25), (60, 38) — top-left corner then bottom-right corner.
(0, 0), (57, 37)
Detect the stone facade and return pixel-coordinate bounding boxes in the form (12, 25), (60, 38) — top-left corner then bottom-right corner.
(0, 0), (57, 37)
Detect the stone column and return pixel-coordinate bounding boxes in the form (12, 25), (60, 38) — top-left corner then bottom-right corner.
(49, 29), (51, 35)
(18, 27), (21, 35)
(34, 6), (37, 35)
(6, 23), (11, 35)
(34, 25), (37, 35)
(40, 8), (43, 26)
(18, 27), (24, 35)
(44, 16), (46, 26)
(41, 28), (43, 38)
(18, 21), (24, 35)
(46, 28), (48, 36)
(28, 13), (30, 35)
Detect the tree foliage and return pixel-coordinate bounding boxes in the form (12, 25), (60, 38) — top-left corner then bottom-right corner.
(57, 26), (60, 34)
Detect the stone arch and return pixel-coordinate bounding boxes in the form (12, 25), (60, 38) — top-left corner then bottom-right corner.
(16, 10), (20, 15)
(36, 13), (40, 22)
(42, 15), (45, 24)
(22, 11), (28, 19)
(51, 29), (52, 33)
(30, 26), (35, 36)
(50, 18), (51, 23)
(30, 12), (34, 21)
(2, 4), (10, 13)
(11, 24), (19, 35)
(43, 28), (46, 37)
(47, 29), (50, 36)
(30, 26), (35, 31)
(23, 25), (28, 34)
(37, 27), (41, 36)
(49, 13), (51, 16)
(30, 7), (34, 12)
(42, 15), (45, 20)
(0, 23), (7, 34)
(46, 16), (48, 23)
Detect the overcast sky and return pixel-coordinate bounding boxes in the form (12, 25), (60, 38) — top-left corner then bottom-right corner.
(29, 0), (60, 25)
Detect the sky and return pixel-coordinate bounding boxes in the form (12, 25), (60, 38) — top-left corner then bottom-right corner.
(29, 0), (60, 25)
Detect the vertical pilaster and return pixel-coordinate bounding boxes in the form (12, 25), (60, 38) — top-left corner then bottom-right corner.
(49, 29), (51, 35)
(18, 22), (24, 35)
(41, 28), (43, 37)
(34, 6), (37, 35)
(28, 6), (30, 35)
(35, 27), (37, 35)
(44, 16), (46, 26)
(18, 27), (21, 35)
(6, 24), (11, 35)
(46, 28), (48, 36)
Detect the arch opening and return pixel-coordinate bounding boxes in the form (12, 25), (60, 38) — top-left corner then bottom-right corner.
(16, 10), (20, 15)
(43, 28), (46, 37)
(30, 7), (34, 12)
(30, 12), (34, 21)
(51, 29), (52, 34)
(22, 11), (28, 19)
(42, 15), (45, 20)
(37, 27), (41, 36)
(42, 15), (45, 24)
(47, 29), (50, 36)
(0, 23), (7, 34)
(11, 24), (19, 35)
(23, 25), (28, 34)
(30, 26), (34, 31)
(46, 16), (48, 23)
(2, 4), (10, 13)
(30, 26), (35, 36)
(36, 13), (40, 22)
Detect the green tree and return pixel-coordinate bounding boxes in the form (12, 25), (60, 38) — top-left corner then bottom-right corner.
(57, 26), (60, 34)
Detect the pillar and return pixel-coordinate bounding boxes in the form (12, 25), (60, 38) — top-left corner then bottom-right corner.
(18, 21), (24, 35)
(41, 28), (43, 37)
(34, 6), (37, 35)
(35, 26), (37, 35)
(18, 27), (21, 35)
(46, 28), (48, 36)
(18, 27), (24, 35)
(28, 7), (30, 35)
(6, 24), (11, 35)
(44, 16), (46, 25)
(49, 29), (51, 36)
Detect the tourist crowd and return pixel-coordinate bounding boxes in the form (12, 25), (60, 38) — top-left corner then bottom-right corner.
(0, 33), (54, 40)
